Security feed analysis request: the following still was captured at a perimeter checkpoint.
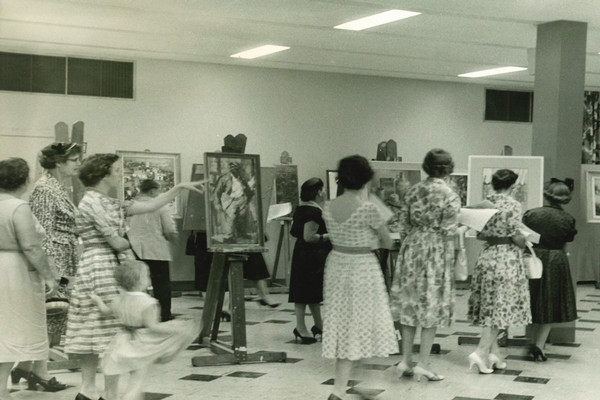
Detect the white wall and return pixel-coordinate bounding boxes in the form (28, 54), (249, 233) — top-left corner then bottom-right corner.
(0, 59), (533, 282)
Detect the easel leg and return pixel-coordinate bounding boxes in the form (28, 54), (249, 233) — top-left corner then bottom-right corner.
(270, 224), (285, 286)
(229, 259), (247, 361)
(199, 253), (227, 343)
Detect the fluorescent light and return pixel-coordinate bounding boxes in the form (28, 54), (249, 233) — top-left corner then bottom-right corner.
(230, 45), (290, 59)
(334, 9), (421, 31)
(459, 66), (528, 78)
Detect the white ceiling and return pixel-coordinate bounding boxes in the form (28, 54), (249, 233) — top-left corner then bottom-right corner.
(2, 0), (600, 89)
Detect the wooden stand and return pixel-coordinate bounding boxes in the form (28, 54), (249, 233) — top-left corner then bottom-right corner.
(192, 251), (287, 366)
(270, 217), (292, 287)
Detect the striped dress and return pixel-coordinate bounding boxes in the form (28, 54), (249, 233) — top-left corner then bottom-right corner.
(64, 190), (134, 355)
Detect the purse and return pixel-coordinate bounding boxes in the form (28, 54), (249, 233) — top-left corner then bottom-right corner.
(524, 241), (543, 279)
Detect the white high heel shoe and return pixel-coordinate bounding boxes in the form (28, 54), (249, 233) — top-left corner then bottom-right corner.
(395, 361), (414, 378)
(468, 352), (494, 374)
(413, 365), (444, 382)
(488, 353), (507, 370)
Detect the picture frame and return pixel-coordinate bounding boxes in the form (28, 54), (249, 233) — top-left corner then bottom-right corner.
(274, 164), (299, 211)
(583, 164), (600, 223)
(204, 152), (264, 251)
(467, 156), (544, 211)
(116, 150), (181, 216)
(326, 170), (339, 200)
(448, 170), (468, 207)
(369, 161), (424, 205)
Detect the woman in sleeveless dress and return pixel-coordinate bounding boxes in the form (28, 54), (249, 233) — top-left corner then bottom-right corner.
(322, 155), (398, 400)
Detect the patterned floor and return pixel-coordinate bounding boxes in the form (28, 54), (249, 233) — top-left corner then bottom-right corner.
(7, 283), (600, 400)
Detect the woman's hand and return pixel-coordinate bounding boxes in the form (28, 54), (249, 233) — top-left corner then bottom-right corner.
(45, 279), (59, 297)
(511, 234), (527, 248)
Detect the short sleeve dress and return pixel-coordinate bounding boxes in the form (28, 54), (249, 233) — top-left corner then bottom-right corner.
(65, 190), (135, 355)
(321, 201), (398, 360)
(522, 205), (578, 324)
(389, 177), (461, 328)
(288, 205), (331, 304)
(102, 292), (199, 375)
(468, 193), (532, 328)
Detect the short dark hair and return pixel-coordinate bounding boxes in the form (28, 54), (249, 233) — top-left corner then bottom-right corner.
(337, 155), (373, 190)
(0, 158), (29, 191)
(544, 180), (572, 205)
(422, 148), (454, 178)
(139, 179), (160, 194)
(492, 169), (518, 191)
(39, 142), (82, 169)
(113, 260), (148, 291)
(300, 178), (324, 201)
(78, 154), (120, 187)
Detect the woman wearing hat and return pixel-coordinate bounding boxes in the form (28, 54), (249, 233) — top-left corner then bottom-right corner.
(522, 178), (578, 361)
(288, 178), (331, 344)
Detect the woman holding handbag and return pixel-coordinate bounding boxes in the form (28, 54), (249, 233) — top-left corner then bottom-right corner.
(522, 179), (577, 361)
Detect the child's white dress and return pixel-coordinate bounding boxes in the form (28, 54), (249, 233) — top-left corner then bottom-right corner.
(102, 292), (198, 375)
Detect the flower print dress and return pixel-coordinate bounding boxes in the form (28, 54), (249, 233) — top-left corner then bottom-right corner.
(65, 190), (135, 355)
(468, 193), (532, 328)
(390, 177), (461, 328)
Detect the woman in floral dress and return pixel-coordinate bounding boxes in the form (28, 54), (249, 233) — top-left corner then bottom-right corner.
(467, 169), (531, 373)
(322, 155), (397, 400)
(390, 148), (460, 381)
(65, 154), (203, 400)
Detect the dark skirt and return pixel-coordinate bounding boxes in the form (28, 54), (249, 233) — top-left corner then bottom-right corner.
(529, 248), (578, 324)
(288, 240), (330, 304)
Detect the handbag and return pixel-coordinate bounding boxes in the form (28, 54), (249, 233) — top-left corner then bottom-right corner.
(524, 241), (543, 279)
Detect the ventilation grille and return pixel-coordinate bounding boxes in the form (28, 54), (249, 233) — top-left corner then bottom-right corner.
(485, 89), (533, 122)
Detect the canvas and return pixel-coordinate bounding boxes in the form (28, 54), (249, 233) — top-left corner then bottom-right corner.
(204, 152), (264, 250)
(583, 165), (600, 223)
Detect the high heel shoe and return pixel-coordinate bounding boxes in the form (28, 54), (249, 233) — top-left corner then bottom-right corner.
(27, 371), (67, 392)
(311, 325), (323, 337)
(327, 394), (343, 400)
(293, 328), (317, 344)
(468, 352), (493, 374)
(10, 368), (29, 384)
(257, 299), (280, 308)
(413, 365), (444, 381)
(488, 353), (507, 370)
(395, 361), (414, 378)
(220, 311), (231, 322)
(529, 345), (548, 361)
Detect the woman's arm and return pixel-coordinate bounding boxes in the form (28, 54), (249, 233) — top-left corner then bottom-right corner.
(376, 224), (393, 250)
(128, 181), (205, 216)
(303, 221), (328, 243)
(89, 294), (113, 315)
(13, 204), (57, 286)
(29, 186), (56, 254)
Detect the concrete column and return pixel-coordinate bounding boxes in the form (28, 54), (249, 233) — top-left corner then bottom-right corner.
(531, 20), (587, 343)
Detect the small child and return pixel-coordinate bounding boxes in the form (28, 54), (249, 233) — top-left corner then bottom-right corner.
(90, 260), (200, 400)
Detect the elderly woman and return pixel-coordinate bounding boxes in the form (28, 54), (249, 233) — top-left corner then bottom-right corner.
(288, 178), (331, 344)
(322, 155), (397, 400)
(389, 148), (461, 381)
(522, 179), (577, 361)
(467, 169), (531, 373)
(10, 143), (81, 391)
(0, 158), (58, 400)
(64, 154), (202, 400)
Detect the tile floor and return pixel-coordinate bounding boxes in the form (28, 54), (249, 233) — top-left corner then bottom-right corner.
(8, 283), (600, 400)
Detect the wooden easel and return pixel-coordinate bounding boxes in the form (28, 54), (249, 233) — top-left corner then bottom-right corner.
(192, 250), (287, 366)
(269, 216), (293, 287)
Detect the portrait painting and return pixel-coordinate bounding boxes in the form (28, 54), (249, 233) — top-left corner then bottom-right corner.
(467, 156), (543, 211)
(116, 150), (180, 216)
(204, 152), (264, 250)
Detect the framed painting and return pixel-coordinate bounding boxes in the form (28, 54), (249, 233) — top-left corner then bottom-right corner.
(448, 171), (468, 206)
(369, 161), (424, 206)
(182, 163), (206, 231)
(204, 152), (264, 251)
(467, 156), (544, 211)
(326, 170), (339, 200)
(583, 165), (600, 223)
(116, 150), (181, 216)
(274, 164), (299, 211)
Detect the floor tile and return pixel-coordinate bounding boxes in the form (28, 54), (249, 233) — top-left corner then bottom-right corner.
(514, 376), (549, 384)
(179, 374), (221, 382)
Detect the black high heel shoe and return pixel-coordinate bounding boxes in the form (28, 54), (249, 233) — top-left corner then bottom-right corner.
(220, 311), (231, 322)
(529, 345), (548, 361)
(311, 325), (323, 337)
(10, 368), (29, 384)
(27, 371), (67, 392)
(257, 299), (280, 308)
(293, 328), (317, 344)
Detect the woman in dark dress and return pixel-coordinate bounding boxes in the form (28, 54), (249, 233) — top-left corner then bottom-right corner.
(289, 178), (331, 344)
(522, 178), (577, 361)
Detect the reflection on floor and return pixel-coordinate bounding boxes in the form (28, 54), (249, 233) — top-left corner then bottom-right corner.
(9, 283), (600, 400)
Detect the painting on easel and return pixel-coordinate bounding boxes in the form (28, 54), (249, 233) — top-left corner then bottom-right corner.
(204, 152), (264, 250)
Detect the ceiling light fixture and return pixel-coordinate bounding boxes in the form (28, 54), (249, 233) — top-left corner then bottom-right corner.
(231, 45), (290, 59)
(334, 9), (421, 31)
(459, 66), (527, 78)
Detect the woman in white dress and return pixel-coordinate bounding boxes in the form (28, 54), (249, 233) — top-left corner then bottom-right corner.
(322, 155), (398, 400)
